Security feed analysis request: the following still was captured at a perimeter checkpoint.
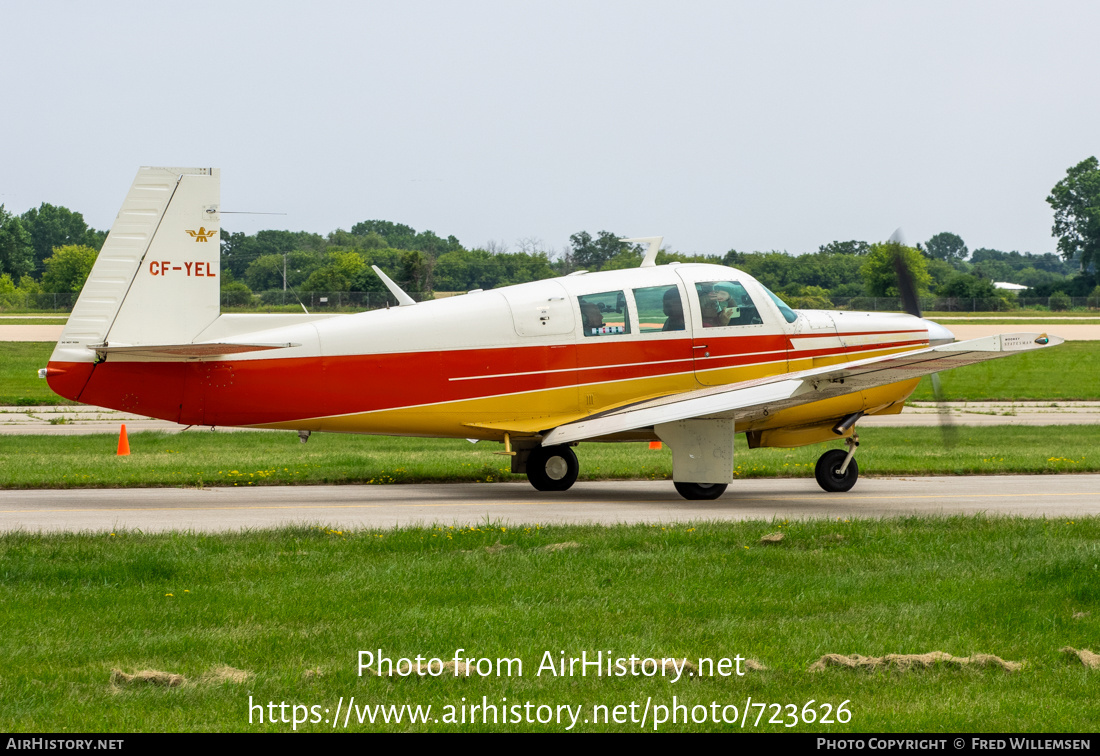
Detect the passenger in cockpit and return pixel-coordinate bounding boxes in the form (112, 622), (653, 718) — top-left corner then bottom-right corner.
(580, 302), (605, 335)
(661, 287), (685, 331)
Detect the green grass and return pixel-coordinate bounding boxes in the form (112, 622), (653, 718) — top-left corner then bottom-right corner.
(0, 342), (78, 405)
(2, 518), (1098, 732)
(0, 316), (67, 324)
(930, 319), (1100, 325)
(1, 426), (1098, 489)
(910, 341), (1100, 401)
(924, 310), (1100, 318)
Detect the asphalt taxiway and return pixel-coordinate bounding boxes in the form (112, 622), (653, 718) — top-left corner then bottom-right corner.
(2, 476), (1097, 532)
(4, 400), (1100, 435)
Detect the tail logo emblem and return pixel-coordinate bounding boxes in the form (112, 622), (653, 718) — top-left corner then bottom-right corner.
(186, 227), (217, 242)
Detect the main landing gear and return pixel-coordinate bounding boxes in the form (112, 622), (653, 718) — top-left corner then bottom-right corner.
(673, 482), (729, 500)
(526, 444), (579, 492)
(814, 435), (859, 492)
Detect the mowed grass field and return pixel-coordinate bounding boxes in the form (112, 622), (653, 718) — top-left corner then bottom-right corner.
(4, 337), (1099, 734)
(6, 341), (1099, 407)
(909, 341), (1100, 401)
(2, 342), (79, 405)
(2, 425), (1099, 488)
(2, 518), (1099, 732)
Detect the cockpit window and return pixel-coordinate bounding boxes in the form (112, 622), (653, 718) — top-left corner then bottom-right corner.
(633, 285), (684, 333)
(694, 281), (762, 327)
(578, 290), (631, 337)
(763, 287), (799, 323)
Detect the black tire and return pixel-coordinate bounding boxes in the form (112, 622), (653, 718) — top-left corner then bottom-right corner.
(526, 445), (579, 492)
(815, 449), (859, 492)
(673, 481), (728, 500)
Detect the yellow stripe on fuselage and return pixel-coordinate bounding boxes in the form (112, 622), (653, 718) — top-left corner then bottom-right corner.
(251, 342), (923, 444)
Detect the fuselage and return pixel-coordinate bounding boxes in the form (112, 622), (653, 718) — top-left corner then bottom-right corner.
(46, 263), (936, 444)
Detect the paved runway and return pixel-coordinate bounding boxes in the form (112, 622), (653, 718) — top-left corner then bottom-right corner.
(3, 475), (1098, 532)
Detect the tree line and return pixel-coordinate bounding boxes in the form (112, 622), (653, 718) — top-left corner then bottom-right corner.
(3, 157), (1098, 309)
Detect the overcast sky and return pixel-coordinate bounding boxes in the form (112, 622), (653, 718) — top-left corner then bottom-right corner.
(2, 0), (1097, 258)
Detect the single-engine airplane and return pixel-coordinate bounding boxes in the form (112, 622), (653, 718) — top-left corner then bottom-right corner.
(43, 167), (1062, 499)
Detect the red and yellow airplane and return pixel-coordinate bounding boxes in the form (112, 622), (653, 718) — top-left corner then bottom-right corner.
(43, 167), (1061, 499)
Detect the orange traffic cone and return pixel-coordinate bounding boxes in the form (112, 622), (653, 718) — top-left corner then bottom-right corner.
(117, 424), (130, 456)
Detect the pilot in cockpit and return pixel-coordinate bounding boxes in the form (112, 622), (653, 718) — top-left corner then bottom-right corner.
(698, 283), (737, 327)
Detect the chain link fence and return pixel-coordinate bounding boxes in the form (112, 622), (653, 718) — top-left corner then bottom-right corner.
(0, 292), (79, 311)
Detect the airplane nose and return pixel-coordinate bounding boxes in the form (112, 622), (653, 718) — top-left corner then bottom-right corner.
(921, 318), (955, 346)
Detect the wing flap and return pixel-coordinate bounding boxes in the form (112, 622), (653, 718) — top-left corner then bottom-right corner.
(541, 333), (1061, 445)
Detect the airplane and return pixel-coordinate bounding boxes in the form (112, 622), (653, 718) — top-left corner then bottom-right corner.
(42, 167), (1062, 499)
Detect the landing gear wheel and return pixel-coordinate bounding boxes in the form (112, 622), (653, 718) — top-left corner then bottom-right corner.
(673, 481), (729, 500)
(815, 449), (859, 492)
(526, 445), (579, 492)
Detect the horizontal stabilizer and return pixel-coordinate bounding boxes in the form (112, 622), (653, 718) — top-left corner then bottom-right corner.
(88, 342), (299, 358)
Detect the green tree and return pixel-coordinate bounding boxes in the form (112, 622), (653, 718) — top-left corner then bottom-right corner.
(1048, 290), (1072, 311)
(1047, 156), (1100, 283)
(817, 240), (870, 256)
(569, 231), (641, 271)
(17, 275), (41, 294)
(937, 272), (998, 299)
(431, 249), (502, 291)
(41, 244), (99, 293)
(782, 285), (833, 309)
(0, 273), (19, 308)
(0, 206), (35, 278)
(302, 250), (366, 292)
(602, 247), (644, 270)
(244, 251), (321, 291)
(220, 271), (254, 307)
(496, 251), (557, 286)
(924, 232), (969, 263)
(220, 229), (325, 280)
(399, 250), (431, 293)
(20, 204), (103, 274)
(861, 241), (931, 297)
(348, 220), (463, 256)
(925, 258), (958, 293)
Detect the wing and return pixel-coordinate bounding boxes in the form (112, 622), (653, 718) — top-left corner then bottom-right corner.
(541, 332), (1061, 446)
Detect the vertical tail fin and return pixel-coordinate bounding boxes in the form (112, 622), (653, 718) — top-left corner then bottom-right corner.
(51, 166), (221, 366)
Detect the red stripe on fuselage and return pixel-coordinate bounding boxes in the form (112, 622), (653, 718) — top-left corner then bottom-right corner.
(48, 331), (922, 426)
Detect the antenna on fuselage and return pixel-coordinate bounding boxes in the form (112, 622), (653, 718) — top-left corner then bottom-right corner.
(620, 237), (663, 268)
(371, 265), (417, 307)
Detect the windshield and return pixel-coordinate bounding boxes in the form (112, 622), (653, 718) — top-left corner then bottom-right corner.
(763, 287), (798, 323)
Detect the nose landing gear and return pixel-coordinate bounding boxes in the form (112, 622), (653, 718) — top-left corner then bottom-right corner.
(815, 435), (859, 492)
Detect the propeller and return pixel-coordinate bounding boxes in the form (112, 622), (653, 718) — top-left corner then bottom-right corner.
(888, 229), (957, 447)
